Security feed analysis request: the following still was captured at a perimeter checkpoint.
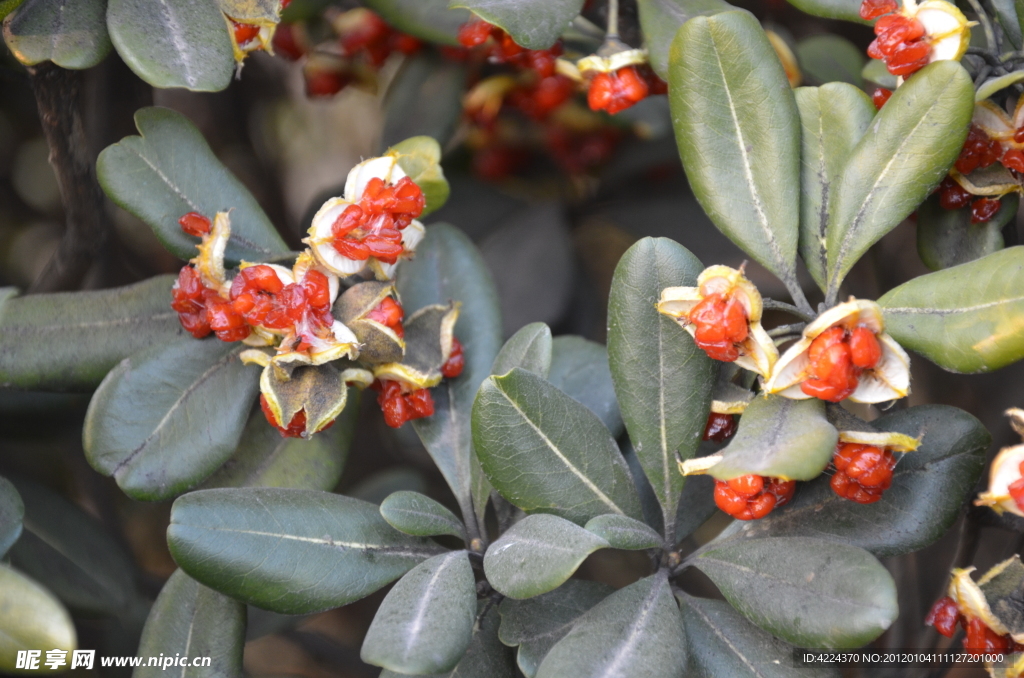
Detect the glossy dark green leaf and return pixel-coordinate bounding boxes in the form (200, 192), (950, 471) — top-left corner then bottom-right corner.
(608, 237), (714, 539)
(795, 35), (864, 87)
(879, 246), (1024, 373)
(380, 601), (516, 678)
(474, 368), (642, 525)
(695, 536), (898, 648)
(585, 514), (662, 550)
(107, 0), (234, 90)
(670, 11), (802, 287)
(201, 393), (358, 491)
(548, 336), (623, 438)
(380, 491), (466, 539)
(135, 569), (245, 678)
(7, 478), (139, 616)
(0, 564), (75, 671)
(484, 514), (609, 599)
(705, 395), (837, 481)
(637, 0), (731, 79)
(680, 595), (839, 678)
(675, 471), (716, 542)
(84, 338), (259, 501)
(826, 60), (974, 297)
(0, 276), (181, 391)
(397, 224), (502, 525)
(2, 0), (110, 69)
(498, 579), (612, 678)
(98, 107), (288, 264)
(364, 0), (469, 45)
(862, 59), (897, 88)
(492, 322), (552, 377)
(917, 192), (1014, 271)
(0, 477), (22, 559)
(362, 551), (477, 674)
(381, 53), (467, 152)
(535, 572), (686, 678)
(450, 0), (583, 49)
(783, 0), (865, 22)
(732, 405), (989, 557)
(168, 488), (444, 614)
(795, 84), (874, 291)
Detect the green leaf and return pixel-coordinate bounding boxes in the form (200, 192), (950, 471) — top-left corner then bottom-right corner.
(215, 0), (278, 21)
(976, 71), (1024, 101)
(201, 393), (358, 491)
(0, 564), (75, 671)
(995, 0), (1023, 48)
(97, 107), (289, 264)
(536, 572), (686, 678)
(795, 35), (865, 87)
(498, 579), (612, 678)
(680, 594), (840, 678)
(670, 10), (802, 287)
(584, 514), (662, 550)
(107, 0), (234, 90)
(917, 192), (1013, 270)
(607, 237), (714, 538)
(548, 336), (623, 438)
(0, 477), (22, 558)
(364, 0), (469, 45)
(84, 338), (259, 501)
(675, 470), (717, 542)
(492, 322), (552, 377)
(879, 246), (1024, 373)
(484, 514), (609, 599)
(134, 569), (245, 678)
(380, 491), (466, 539)
(474, 368), (643, 525)
(862, 59), (897, 88)
(7, 478), (139, 616)
(825, 60), (974, 297)
(380, 601), (516, 678)
(382, 54), (467, 155)
(694, 536), (898, 648)
(2, 0), (111, 69)
(637, 0), (732, 80)
(168, 488), (444, 614)
(795, 84), (875, 291)
(728, 405), (990, 557)
(362, 551), (477, 674)
(397, 224), (502, 523)
(0, 276), (181, 391)
(704, 395), (837, 481)
(386, 136), (451, 217)
(0, 0), (26, 21)
(450, 0), (583, 50)
(783, 0), (866, 22)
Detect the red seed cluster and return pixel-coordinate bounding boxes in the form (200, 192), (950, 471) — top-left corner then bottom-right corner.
(331, 176), (425, 263)
(703, 412), (737, 442)
(587, 67), (650, 115)
(338, 10), (421, 68)
(366, 296), (405, 338)
(507, 75), (577, 121)
(374, 379), (435, 428)
(862, 0), (931, 77)
(925, 597), (1020, 657)
(232, 20), (261, 47)
(688, 292), (749, 363)
(1008, 460), (1024, 513)
(544, 125), (622, 176)
(171, 265), (250, 342)
(829, 442), (896, 504)
(871, 87), (893, 110)
(457, 19), (562, 78)
(713, 474), (796, 520)
(956, 125), (1003, 175)
(800, 325), (882, 402)
(441, 338), (465, 379)
(272, 23), (306, 61)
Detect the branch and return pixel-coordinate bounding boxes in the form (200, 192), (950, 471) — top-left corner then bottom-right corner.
(26, 62), (108, 293)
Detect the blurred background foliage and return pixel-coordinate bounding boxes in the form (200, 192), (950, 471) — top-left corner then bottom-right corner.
(0, 0), (1021, 675)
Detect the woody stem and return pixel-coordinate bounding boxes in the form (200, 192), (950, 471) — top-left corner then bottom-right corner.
(606, 0), (619, 39)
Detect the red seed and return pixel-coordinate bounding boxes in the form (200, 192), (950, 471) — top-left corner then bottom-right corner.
(727, 474), (765, 497)
(925, 597), (961, 638)
(233, 21), (261, 45)
(872, 88), (893, 110)
(1003, 148), (1024, 173)
(178, 212), (212, 237)
(886, 40), (930, 76)
(860, 0), (898, 19)
(457, 20), (493, 47)
(970, 197), (1001, 224)
(939, 177), (973, 210)
(703, 412), (737, 442)
(441, 338), (465, 378)
(849, 326), (882, 369)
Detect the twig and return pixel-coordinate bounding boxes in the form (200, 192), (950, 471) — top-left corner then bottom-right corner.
(26, 62), (107, 293)
(763, 298), (816, 322)
(768, 323), (805, 338)
(606, 0), (619, 39)
(966, 0), (999, 54)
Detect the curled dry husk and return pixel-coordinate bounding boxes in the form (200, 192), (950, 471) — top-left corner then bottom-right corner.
(304, 156), (426, 280)
(764, 298), (910, 404)
(658, 265), (779, 379)
(372, 302), (460, 389)
(334, 281), (405, 364)
(949, 102), (1024, 198)
(976, 409), (1024, 516)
